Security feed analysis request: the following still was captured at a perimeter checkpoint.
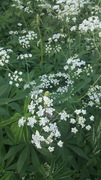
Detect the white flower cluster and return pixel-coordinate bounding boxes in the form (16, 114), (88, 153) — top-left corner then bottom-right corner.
(64, 55), (93, 78)
(24, 80), (36, 90)
(39, 72), (74, 94)
(17, 53), (32, 59)
(90, 5), (101, 15)
(19, 31), (37, 48)
(45, 33), (65, 54)
(9, 30), (18, 35)
(11, 0), (33, 13)
(8, 70), (23, 87)
(0, 48), (13, 66)
(70, 109), (94, 133)
(38, 1), (52, 14)
(48, 33), (66, 43)
(87, 85), (101, 109)
(79, 16), (101, 33)
(55, 0), (90, 21)
(59, 110), (70, 121)
(18, 90), (64, 151)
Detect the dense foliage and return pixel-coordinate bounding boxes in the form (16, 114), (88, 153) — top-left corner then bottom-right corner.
(0, 0), (101, 179)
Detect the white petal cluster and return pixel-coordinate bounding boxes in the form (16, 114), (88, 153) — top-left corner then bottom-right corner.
(11, 0), (33, 13)
(18, 90), (64, 151)
(8, 70), (23, 87)
(69, 108), (94, 133)
(87, 85), (101, 109)
(59, 110), (69, 121)
(0, 47), (12, 66)
(64, 55), (93, 78)
(18, 117), (26, 127)
(55, 0), (90, 21)
(17, 53), (32, 59)
(79, 16), (101, 33)
(19, 31), (37, 48)
(45, 33), (65, 54)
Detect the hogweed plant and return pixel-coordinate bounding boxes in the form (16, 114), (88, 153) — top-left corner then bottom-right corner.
(0, 0), (101, 180)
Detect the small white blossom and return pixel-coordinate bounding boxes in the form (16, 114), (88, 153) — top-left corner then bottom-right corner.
(18, 117), (26, 127)
(57, 140), (63, 147)
(71, 127), (78, 134)
(48, 146), (54, 152)
(86, 125), (91, 130)
(90, 115), (94, 121)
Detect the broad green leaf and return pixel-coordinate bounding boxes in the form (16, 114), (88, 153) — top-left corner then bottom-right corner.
(8, 102), (21, 113)
(67, 145), (89, 160)
(31, 145), (40, 170)
(5, 144), (25, 160)
(0, 98), (13, 105)
(73, 78), (91, 93)
(0, 84), (9, 96)
(4, 126), (15, 143)
(0, 172), (13, 180)
(17, 146), (29, 173)
(11, 121), (23, 143)
(0, 113), (21, 127)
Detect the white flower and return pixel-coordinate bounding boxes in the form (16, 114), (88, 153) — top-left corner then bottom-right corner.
(99, 32), (101, 37)
(90, 115), (94, 121)
(75, 109), (81, 115)
(81, 109), (86, 114)
(57, 140), (63, 147)
(39, 117), (49, 126)
(43, 96), (53, 107)
(27, 116), (37, 127)
(71, 127), (78, 134)
(18, 117), (26, 127)
(86, 125), (91, 130)
(9, 81), (13, 85)
(78, 116), (86, 128)
(45, 107), (55, 115)
(43, 125), (50, 132)
(36, 105), (45, 116)
(31, 131), (45, 149)
(15, 83), (19, 87)
(28, 101), (36, 114)
(48, 146), (54, 152)
(59, 110), (69, 121)
(70, 118), (76, 124)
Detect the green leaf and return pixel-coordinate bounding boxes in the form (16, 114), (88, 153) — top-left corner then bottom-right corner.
(23, 96), (31, 114)
(5, 144), (25, 160)
(73, 78), (91, 93)
(12, 90), (28, 101)
(0, 172), (13, 180)
(17, 146), (29, 173)
(67, 145), (89, 160)
(8, 103), (21, 113)
(0, 113), (21, 127)
(0, 98), (13, 105)
(11, 121), (23, 143)
(0, 84), (9, 97)
(31, 145), (40, 170)
(4, 126), (15, 143)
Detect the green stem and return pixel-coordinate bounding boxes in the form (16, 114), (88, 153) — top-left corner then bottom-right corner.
(36, 14), (44, 64)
